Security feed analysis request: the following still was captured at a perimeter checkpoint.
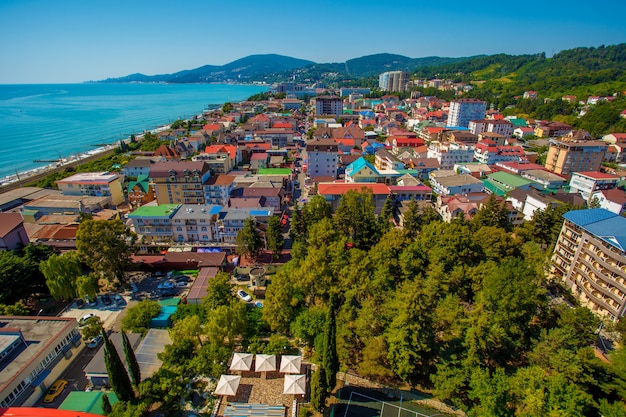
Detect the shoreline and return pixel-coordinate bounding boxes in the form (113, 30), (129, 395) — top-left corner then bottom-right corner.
(0, 124), (172, 190)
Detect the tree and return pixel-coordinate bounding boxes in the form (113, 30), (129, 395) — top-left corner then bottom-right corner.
(471, 194), (512, 232)
(170, 314), (204, 347)
(378, 196), (394, 233)
(289, 203), (307, 243)
(310, 366), (328, 412)
(303, 195), (332, 225)
(333, 189), (380, 250)
(40, 251), (82, 301)
(235, 217), (263, 261)
(102, 329), (134, 402)
(76, 219), (132, 283)
(121, 330), (141, 387)
(75, 273), (100, 302)
(322, 300), (339, 391)
(0, 250), (39, 303)
(202, 272), (233, 311)
(266, 216), (284, 260)
(122, 300), (161, 335)
(101, 393), (112, 416)
(263, 266), (304, 332)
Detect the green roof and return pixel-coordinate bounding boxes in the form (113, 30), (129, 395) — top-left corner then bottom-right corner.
(159, 297), (181, 307)
(59, 391), (119, 415)
(486, 171), (533, 188)
(128, 176), (150, 193)
(128, 204), (180, 218)
(508, 118), (528, 127)
(482, 180), (508, 196)
(257, 168), (292, 175)
(21, 209), (39, 216)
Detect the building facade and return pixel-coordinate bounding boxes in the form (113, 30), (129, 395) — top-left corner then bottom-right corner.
(544, 141), (608, 176)
(305, 139), (338, 179)
(378, 71), (410, 92)
(569, 171), (619, 202)
(314, 96), (343, 116)
(550, 209), (626, 321)
(447, 99), (487, 128)
(149, 161), (211, 205)
(56, 172), (125, 206)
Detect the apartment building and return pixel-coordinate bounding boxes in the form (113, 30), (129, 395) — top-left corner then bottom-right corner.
(378, 71), (410, 92)
(427, 141), (475, 169)
(149, 161), (211, 205)
(550, 209), (626, 321)
(544, 141), (608, 176)
(447, 99), (487, 128)
(314, 96), (343, 117)
(56, 172), (125, 206)
(305, 139), (338, 179)
(569, 171), (620, 202)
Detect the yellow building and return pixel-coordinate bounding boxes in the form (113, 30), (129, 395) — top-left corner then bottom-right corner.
(56, 171), (125, 206)
(148, 161), (211, 205)
(550, 209), (626, 321)
(544, 140), (607, 176)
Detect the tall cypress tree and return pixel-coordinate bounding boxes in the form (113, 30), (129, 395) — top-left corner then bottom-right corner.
(322, 300), (338, 392)
(101, 393), (112, 416)
(310, 366), (327, 412)
(101, 329), (135, 401)
(121, 330), (141, 387)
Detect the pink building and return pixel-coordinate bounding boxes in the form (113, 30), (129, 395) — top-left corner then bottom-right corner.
(0, 213), (29, 250)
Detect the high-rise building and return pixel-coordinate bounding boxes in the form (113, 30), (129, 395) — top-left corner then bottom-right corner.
(448, 99), (487, 128)
(550, 208), (626, 321)
(544, 141), (608, 176)
(378, 71), (410, 92)
(314, 96), (343, 116)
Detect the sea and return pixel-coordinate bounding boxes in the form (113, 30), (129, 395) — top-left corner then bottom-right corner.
(0, 83), (268, 181)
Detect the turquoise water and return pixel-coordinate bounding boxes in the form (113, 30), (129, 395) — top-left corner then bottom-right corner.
(0, 83), (267, 180)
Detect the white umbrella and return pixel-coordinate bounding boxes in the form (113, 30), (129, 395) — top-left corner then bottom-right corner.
(283, 374), (306, 395)
(230, 352), (253, 372)
(279, 355), (302, 374)
(214, 375), (241, 396)
(255, 354), (277, 372)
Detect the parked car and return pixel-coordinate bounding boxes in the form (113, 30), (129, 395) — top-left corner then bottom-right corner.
(100, 294), (112, 306)
(237, 290), (252, 302)
(113, 294), (125, 306)
(87, 297), (98, 307)
(176, 281), (189, 288)
(157, 280), (176, 290)
(175, 275), (191, 283)
(75, 299), (85, 309)
(154, 271), (165, 277)
(87, 335), (103, 348)
(43, 379), (68, 403)
(78, 313), (96, 327)
(160, 288), (179, 297)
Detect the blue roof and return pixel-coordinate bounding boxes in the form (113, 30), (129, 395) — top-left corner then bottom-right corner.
(346, 157), (379, 176)
(209, 205), (222, 215)
(563, 209), (626, 251)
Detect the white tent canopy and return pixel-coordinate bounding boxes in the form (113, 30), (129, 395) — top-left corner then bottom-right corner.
(215, 375), (241, 396)
(283, 374), (306, 395)
(255, 354), (277, 372)
(230, 352), (253, 372)
(279, 355), (302, 374)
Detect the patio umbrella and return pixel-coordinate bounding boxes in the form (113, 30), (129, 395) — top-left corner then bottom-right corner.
(255, 354), (276, 379)
(279, 355), (302, 374)
(214, 375), (241, 396)
(230, 353), (253, 372)
(283, 374), (306, 395)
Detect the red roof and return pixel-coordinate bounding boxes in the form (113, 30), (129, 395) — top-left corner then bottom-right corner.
(576, 171), (619, 179)
(317, 182), (390, 195)
(0, 213), (24, 237)
(203, 123), (221, 131)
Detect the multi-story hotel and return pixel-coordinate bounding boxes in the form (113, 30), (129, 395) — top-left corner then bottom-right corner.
(56, 171), (125, 206)
(447, 99), (487, 128)
(305, 139), (338, 179)
(550, 209), (626, 321)
(378, 71), (410, 92)
(544, 141), (608, 176)
(148, 161), (211, 205)
(314, 96), (343, 117)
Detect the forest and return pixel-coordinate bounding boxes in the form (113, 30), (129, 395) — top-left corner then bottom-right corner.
(259, 191), (626, 417)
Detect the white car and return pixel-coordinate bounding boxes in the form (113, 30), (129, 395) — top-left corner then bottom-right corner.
(157, 280), (176, 290)
(78, 313), (96, 327)
(237, 290), (252, 302)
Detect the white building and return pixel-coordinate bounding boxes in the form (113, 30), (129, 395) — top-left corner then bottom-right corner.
(379, 71), (410, 92)
(448, 99), (487, 128)
(569, 171), (620, 202)
(427, 141), (475, 170)
(305, 139), (338, 179)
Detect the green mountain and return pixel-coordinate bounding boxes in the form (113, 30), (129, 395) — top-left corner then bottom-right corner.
(344, 53), (475, 78)
(98, 54), (315, 83)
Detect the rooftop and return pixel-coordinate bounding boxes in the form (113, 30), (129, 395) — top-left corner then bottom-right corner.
(128, 204), (180, 218)
(563, 208), (626, 252)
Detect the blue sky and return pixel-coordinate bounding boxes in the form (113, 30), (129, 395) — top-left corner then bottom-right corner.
(1, 0), (625, 84)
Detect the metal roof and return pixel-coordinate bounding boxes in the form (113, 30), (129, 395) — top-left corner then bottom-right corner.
(563, 209), (626, 251)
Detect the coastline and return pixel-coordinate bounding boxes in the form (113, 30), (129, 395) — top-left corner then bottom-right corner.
(0, 124), (171, 190)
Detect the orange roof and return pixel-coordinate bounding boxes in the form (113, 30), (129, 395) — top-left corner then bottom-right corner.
(317, 182), (390, 195)
(203, 123), (221, 131)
